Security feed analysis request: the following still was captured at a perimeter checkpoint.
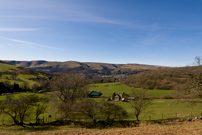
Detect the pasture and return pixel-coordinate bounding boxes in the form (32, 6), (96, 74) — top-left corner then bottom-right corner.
(88, 83), (202, 120)
(88, 82), (172, 98)
(0, 82), (202, 126)
(0, 73), (48, 88)
(0, 63), (17, 72)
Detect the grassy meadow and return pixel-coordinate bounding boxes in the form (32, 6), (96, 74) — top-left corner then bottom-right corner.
(0, 63), (18, 72)
(0, 74), (42, 87)
(1, 82), (202, 135)
(0, 63), (49, 89)
(88, 82), (172, 98)
(89, 82), (202, 121)
(1, 82), (202, 126)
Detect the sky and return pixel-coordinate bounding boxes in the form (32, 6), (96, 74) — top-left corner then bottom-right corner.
(0, 0), (202, 67)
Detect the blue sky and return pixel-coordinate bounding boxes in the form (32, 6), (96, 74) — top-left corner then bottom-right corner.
(0, 0), (202, 67)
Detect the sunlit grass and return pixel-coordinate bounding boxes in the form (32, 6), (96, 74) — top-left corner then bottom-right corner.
(0, 83), (202, 126)
(0, 73), (47, 88)
(0, 63), (17, 72)
(88, 82), (172, 98)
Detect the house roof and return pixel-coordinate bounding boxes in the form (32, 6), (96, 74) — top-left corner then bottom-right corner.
(89, 91), (102, 96)
(127, 97), (135, 100)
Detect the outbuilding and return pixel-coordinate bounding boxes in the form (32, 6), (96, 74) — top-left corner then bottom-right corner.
(88, 91), (102, 98)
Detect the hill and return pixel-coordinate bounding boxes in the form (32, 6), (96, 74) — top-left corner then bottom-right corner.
(0, 62), (18, 72)
(3, 60), (169, 76)
(124, 66), (202, 90)
(0, 62), (50, 93)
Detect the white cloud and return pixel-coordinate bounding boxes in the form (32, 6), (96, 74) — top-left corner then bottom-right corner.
(0, 0), (124, 25)
(0, 28), (38, 32)
(0, 36), (64, 50)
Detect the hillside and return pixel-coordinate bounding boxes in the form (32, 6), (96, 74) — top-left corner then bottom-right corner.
(124, 66), (202, 90)
(3, 60), (169, 75)
(0, 62), (18, 72)
(0, 62), (50, 92)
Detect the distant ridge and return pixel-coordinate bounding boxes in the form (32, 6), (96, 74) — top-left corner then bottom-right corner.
(3, 60), (170, 75)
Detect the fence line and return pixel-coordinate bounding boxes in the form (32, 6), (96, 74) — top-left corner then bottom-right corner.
(146, 112), (201, 121)
(1, 112), (202, 125)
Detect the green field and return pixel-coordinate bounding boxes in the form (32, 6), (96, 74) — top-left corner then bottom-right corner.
(0, 92), (51, 125)
(88, 83), (202, 120)
(88, 82), (172, 98)
(0, 63), (17, 72)
(0, 82), (202, 125)
(0, 63), (49, 88)
(0, 74), (42, 87)
(115, 99), (202, 121)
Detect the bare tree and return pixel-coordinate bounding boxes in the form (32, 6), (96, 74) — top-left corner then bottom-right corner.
(99, 101), (128, 122)
(176, 57), (202, 101)
(76, 98), (100, 123)
(55, 100), (77, 120)
(35, 97), (48, 124)
(195, 56), (202, 66)
(49, 73), (88, 120)
(32, 84), (40, 92)
(129, 89), (152, 122)
(0, 94), (42, 126)
(49, 73), (88, 103)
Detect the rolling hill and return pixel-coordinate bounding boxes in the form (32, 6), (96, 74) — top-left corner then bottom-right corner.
(124, 65), (202, 90)
(2, 60), (169, 75)
(0, 62), (49, 91)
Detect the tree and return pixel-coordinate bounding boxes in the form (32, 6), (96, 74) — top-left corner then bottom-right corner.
(49, 73), (88, 120)
(194, 56), (202, 66)
(0, 94), (46, 126)
(35, 97), (48, 124)
(11, 72), (18, 80)
(122, 92), (129, 98)
(56, 100), (77, 120)
(12, 83), (21, 92)
(3, 81), (11, 89)
(32, 84), (40, 92)
(129, 89), (152, 122)
(112, 92), (116, 100)
(176, 57), (202, 101)
(99, 101), (128, 122)
(22, 82), (30, 90)
(0, 82), (7, 94)
(76, 98), (100, 123)
(49, 73), (88, 103)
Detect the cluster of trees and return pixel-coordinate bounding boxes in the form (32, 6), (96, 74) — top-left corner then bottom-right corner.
(0, 80), (49, 94)
(175, 57), (202, 101)
(0, 73), (130, 127)
(57, 98), (128, 123)
(87, 77), (119, 84)
(49, 73), (128, 123)
(0, 82), (27, 94)
(0, 94), (48, 126)
(123, 66), (202, 90)
(0, 71), (50, 94)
